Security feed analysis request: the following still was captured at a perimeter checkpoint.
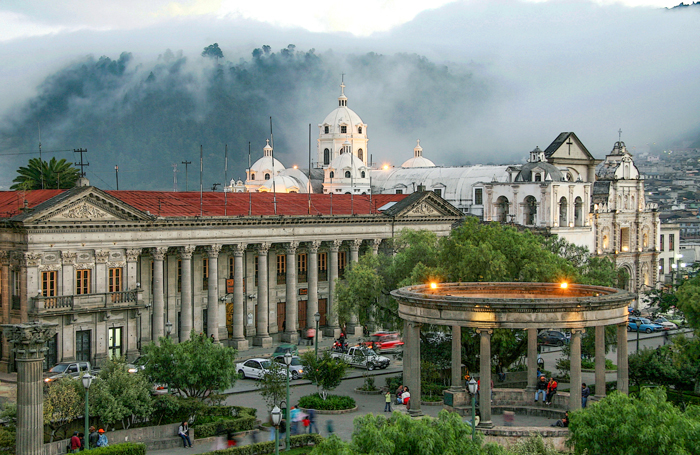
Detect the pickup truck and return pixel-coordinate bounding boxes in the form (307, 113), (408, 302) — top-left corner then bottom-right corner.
(44, 361), (96, 383)
(330, 346), (390, 370)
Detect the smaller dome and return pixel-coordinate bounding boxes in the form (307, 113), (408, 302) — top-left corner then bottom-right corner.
(515, 161), (564, 182)
(328, 152), (366, 175)
(258, 175), (302, 193)
(401, 156), (436, 168)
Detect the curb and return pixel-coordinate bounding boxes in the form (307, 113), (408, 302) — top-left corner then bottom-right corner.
(299, 406), (358, 415)
(354, 388), (383, 395)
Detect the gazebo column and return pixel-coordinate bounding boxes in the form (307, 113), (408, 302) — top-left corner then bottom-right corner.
(403, 320), (422, 415)
(527, 328), (538, 391)
(451, 325), (462, 390)
(617, 323), (629, 394)
(570, 328), (584, 410)
(594, 325), (606, 399)
(477, 328), (493, 428)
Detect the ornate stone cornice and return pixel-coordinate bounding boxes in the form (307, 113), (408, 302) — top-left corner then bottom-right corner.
(179, 245), (196, 260)
(1, 322), (58, 360)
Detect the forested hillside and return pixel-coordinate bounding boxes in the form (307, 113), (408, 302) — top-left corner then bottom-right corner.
(0, 45), (488, 190)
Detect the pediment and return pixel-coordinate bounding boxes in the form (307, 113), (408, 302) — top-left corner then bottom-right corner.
(383, 191), (464, 219)
(17, 187), (153, 223)
(404, 201), (442, 217)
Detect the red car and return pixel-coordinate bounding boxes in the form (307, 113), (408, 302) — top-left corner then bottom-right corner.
(363, 332), (404, 353)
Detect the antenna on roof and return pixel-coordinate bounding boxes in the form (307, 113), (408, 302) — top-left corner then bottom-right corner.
(270, 117), (277, 215)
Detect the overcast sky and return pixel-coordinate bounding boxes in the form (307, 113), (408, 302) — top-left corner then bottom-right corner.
(0, 0), (698, 172)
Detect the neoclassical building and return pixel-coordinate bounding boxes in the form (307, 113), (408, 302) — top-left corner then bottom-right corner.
(0, 187), (462, 371)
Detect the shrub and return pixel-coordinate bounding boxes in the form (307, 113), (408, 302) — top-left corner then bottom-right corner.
(297, 394), (355, 411)
(194, 416), (257, 439)
(83, 442), (146, 455)
(421, 383), (448, 398)
(359, 374), (377, 391)
(202, 433), (323, 454)
(385, 375), (403, 392)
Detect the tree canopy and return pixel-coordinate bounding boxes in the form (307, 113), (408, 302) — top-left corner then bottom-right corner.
(11, 157), (79, 190)
(201, 43), (224, 60)
(142, 332), (238, 400)
(675, 274), (700, 330)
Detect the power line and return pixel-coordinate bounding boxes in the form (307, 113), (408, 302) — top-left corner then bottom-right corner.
(0, 149), (73, 157)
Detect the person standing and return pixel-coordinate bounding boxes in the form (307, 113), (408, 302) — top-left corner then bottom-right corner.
(78, 432), (85, 452)
(581, 383), (590, 408)
(290, 405), (300, 435)
(497, 361), (506, 382)
(535, 375), (547, 402)
(178, 421), (192, 448)
(88, 426), (99, 449)
(70, 431), (81, 453)
(545, 377), (558, 405)
(96, 429), (109, 447)
(384, 389), (392, 412)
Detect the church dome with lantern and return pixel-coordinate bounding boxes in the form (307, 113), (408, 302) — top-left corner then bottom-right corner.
(246, 139), (286, 192)
(401, 140), (436, 168)
(318, 81), (368, 168)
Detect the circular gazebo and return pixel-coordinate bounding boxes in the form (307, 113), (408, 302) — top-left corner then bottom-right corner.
(391, 282), (635, 427)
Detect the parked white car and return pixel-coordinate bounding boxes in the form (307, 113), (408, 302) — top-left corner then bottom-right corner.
(653, 317), (678, 330)
(236, 358), (286, 380)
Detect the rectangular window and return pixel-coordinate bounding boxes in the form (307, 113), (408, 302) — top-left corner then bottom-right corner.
(475, 188), (483, 205)
(277, 254), (286, 285)
(341, 125), (347, 133)
(42, 271), (57, 297)
(298, 253), (308, 283)
(12, 270), (20, 310)
(659, 258), (665, 275)
(395, 189), (403, 194)
(254, 256), (259, 287)
(620, 228), (630, 252)
(229, 256), (235, 279)
(202, 257), (209, 290)
(319, 252), (328, 282)
(76, 330), (91, 362)
(108, 268), (121, 292)
(76, 269), (91, 295)
(177, 260), (182, 292)
(433, 188), (442, 197)
(108, 327), (122, 359)
(338, 251), (347, 278)
(669, 234), (675, 251)
(660, 234), (665, 252)
(44, 334), (58, 370)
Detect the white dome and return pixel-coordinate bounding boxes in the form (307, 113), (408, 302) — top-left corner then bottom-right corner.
(279, 168), (310, 191)
(258, 175), (302, 193)
(322, 106), (364, 132)
(250, 156), (285, 175)
(329, 152), (365, 173)
(402, 156), (436, 168)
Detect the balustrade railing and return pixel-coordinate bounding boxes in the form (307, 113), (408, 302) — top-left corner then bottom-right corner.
(33, 290), (138, 313)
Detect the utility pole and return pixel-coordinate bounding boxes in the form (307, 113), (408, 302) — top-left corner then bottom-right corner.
(115, 165), (119, 190)
(74, 149), (89, 180)
(172, 164), (178, 192)
(181, 160), (192, 191)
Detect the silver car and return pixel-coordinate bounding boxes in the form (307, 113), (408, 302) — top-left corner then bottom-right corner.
(273, 355), (304, 380)
(236, 358), (285, 380)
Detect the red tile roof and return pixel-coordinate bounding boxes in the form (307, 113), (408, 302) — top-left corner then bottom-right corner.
(0, 190), (65, 218)
(105, 191), (408, 217)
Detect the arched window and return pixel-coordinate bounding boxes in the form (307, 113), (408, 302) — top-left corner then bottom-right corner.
(358, 149), (363, 161)
(264, 173), (270, 180)
(559, 197), (568, 226)
(574, 197), (583, 227)
(345, 192), (351, 195)
(329, 171), (334, 179)
(496, 196), (509, 223)
(251, 173), (255, 180)
(358, 126), (362, 134)
(324, 126), (329, 134)
(344, 171), (351, 178)
(361, 171), (366, 178)
(324, 148), (330, 165)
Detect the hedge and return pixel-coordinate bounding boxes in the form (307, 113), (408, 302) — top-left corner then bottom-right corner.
(202, 434), (323, 455)
(194, 416), (258, 439)
(81, 442), (146, 455)
(297, 394), (355, 410)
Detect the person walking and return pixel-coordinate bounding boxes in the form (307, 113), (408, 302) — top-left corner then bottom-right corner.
(581, 383), (590, 408)
(535, 375), (547, 402)
(290, 405), (300, 435)
(545, 377), (558, 405)
(384, 389), (392, 412)
(70, 431), (81, 453)
(306, 408), (318, 434)
(178, 421), (192, 448)
(88, 426), (99, 449)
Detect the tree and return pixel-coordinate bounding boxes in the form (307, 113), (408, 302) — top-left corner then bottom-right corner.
(11, 157), (80, 190)
(628, 337), (700, 393)
(567, 388), (700, 455)
(300, 351), (348, 400)
(335, 254), (385, 328)
(89, 357), (154, 429)
(201, 43), (224, 61)
(255, 361), (287, 411)
(43, 377), (83, 442)
(675, 274), (700, 330)
(142, 332), (238, 400)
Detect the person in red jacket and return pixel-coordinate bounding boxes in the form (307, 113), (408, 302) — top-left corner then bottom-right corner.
(545, 377), (558, 405)
(70, 431), (81, 453)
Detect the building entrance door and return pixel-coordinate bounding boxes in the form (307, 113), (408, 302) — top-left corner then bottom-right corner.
(76, 330), (91, 362)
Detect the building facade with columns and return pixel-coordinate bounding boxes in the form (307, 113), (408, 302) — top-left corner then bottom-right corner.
(0, 187), (462, 372)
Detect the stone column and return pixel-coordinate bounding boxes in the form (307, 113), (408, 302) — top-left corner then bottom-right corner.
(617, 323), (629, 394)
(451, 325), (462, 390)
(325, 240), (341, 338)
(0, 253), (10, 372)
(570, 328), (584, 410)
(179, 246), (195, 341)
(254, 243), (272, 348)
(283, 242), (299, 343)
(346, 239), (362, 336)
(206, 244), (224, 343)
(527, 328), (538, 390)
(22, 253), (41, 322)
(125, 248), (141, 291)
(151, 247), (168, 343)
(594, 325), (606, 399)
(307, 241), (320, 335)
(371, 238), (382, 255)
(403, 320), (422, 416)
(477, 328), (493, 428)
(229, 244), (248, 349)
(2, 322), (57, 455)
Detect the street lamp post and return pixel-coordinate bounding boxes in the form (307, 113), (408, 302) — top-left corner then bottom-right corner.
(468, 378), (478, 440)
(271, 406), (282, 455)
(283, 352), (292, 451)
(165, 320), (173, 338)
(314, 312), (321, 357)
(81, 373), (94, 450)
